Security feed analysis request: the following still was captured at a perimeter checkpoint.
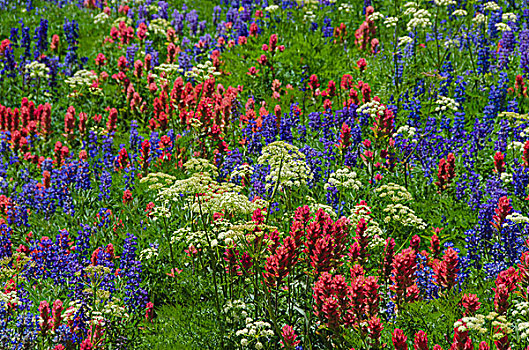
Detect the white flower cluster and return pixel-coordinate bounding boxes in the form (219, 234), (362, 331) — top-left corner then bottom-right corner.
(513, 300), (529, 339)
(112, 16), (133, 28)
(472, 13), (487, 25)
(160, 172), (216, 197)
(458, 312), (512, 338)
(99, 300), (130, 320)
(230, 163), (254, 183)
(452, 9), (467, 17)
(376, 183), (413, 203)
(148, 18), (171, 36)
(191, 191), (256, 216)
(384, 17), (399, 28)
(62, 300), (84, 326)
(357, 100), (386, 119)
(264, 4), (280, 12)
(305, 196), (337, 218)
(500, 172), (513, 184)
(483, 1), (500, 11)
(184, 158), (219, 177)
(398, 36), (414, 46)
(369, 12), (385, 21)
(155, 63), (183, 75)
(435, 95), (459, 112)
(258, 141), (312, 191)
(403, 2), (418, 14)
(94, 12), (110, 24)
(303, 10), (316, 22)
(226, 221), (276, 249)
(383, 203), (427, 230)
(185, 60), (220, 82)
(236, 318), (274, 349)
(0, 290), (19, 309)
(506, 212), (529, 225)
(65, 69), (97, 91)
(434, 0), (456, 6)
(502, 13), (518, 22)
(337, 3), (353, 13)
(495, 23), (512, 32)
(324, 167), (362, 191)
(348, 204), (384, 248)
(507, 140), (525, 153)
(444, 39), (460, 49)
(172, 227), (210, 248)
(140, 172), (177, 191)
(25, 61), (49, 79)
(406, 9), (432, 32)
(139, 246), (159, 261)
(394, 125), (417, 141)
(223, 299), (248, 324)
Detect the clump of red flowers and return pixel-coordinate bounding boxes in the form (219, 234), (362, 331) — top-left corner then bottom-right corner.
(435, 153), (456, 192)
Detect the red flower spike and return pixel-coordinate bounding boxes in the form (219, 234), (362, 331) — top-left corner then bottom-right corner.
(461, 293), (481, 316)
(493, 151), (505, 175)
(280, 325), (300, 349)
(413, 330), (428, 350)
(392, 328), (408, 350)
(491, 196), (512, 232)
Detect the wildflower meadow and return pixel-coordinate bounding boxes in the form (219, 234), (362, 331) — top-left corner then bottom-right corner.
(2, 0), (529, 349)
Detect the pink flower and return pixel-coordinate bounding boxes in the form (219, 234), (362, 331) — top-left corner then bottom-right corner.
(280, 325), (300, 349)
(357, 58), (367, 71)
(392, 328), (408, 350)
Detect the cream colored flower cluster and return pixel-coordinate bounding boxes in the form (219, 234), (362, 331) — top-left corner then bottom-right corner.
(258, 141), (312, 191)
(223, 299), (248, 324)
(337, 3), (354, 13)
(185, 60), (221, 82)
(452, 9), (467, 17)
(112, 16), (133, 28)
(264, 4), (280, 12)
(383, 203), (427, 230)
(236, 318), (274, 349)
(472, 13), (487, 25)
(230, 163), (254, 183)
(25, 61), (49, 79)
(155, 63), (183, 76)
(348, 204), (384, 248)
(506, 212), (529, 225)
(140, 172), (177, 191)
(394, 125), (417, 141)
(457, 312), (512, 338)
(434, 0), (456, 6)
(148, 18), (171, 36)
(376, 183), (413, 203)
(0, 290), (20, 310)
(406, 9), (432, 32)
(384, 17), (398, 28)
(357, 100), (386, 119)
(513, 300), (529, 339)
(368, 12), (384, 21)
(94, 12), (110, 24)
(435, 95), (460, 112)
(483, 1), (500, 11)
(139, 246), (159, 261)
(184, 158), (219, 177)
(398, 36), (414, 46)
(305, 196), (337, 218)
(324, 167), (362, 191)
(65, 70), (97, 90)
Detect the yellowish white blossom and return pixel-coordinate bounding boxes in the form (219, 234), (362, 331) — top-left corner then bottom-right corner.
(258, 141), (312, 191)
(324, 168), (362, 191)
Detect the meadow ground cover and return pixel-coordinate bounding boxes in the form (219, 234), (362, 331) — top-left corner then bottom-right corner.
(1, 0), (529, 349)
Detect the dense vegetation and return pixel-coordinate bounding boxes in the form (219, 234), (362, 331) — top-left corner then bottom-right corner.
(1, 0), (529, 349)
